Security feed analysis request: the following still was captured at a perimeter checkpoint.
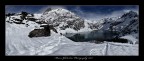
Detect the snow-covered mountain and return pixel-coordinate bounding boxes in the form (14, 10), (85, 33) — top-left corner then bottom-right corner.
(5, 8), (139, 55)
(99, 11), (139, 37)
(115, 11), (138, 36)
(6, 9), (139, 34)
(5, 8), (106, 34)
(37, 8), (103, 34)
(39, 8), (85, 31)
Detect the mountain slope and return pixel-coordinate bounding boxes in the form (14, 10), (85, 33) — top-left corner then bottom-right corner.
(39, 8), (85, 31)
(99, 11), (139, 37)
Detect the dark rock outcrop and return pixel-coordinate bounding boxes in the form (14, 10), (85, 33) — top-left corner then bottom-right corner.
(28, 25), (58, 38)
(28, 25), (51, 38)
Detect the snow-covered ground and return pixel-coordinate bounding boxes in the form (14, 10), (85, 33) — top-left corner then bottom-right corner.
(107, 42), (138, 56)
(6, 21), (138, 56)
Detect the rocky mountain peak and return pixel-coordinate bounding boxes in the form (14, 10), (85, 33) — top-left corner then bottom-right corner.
(39, 8), (85, 31)
(121, 11), (138, 19)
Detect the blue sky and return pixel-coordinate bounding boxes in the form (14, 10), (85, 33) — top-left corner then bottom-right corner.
(5, 5), (139, 20)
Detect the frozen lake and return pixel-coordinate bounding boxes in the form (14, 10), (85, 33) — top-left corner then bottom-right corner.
(63, 30), (128, 43)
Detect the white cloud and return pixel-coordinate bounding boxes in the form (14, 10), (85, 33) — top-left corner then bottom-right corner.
(36, 5), (67, 14)
(72, 7), (139, 21)
(6, 5), (67, 14)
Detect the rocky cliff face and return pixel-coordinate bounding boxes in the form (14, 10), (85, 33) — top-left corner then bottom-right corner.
(99, 11), (139, 37)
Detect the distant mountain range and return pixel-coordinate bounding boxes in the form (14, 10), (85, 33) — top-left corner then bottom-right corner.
(5, 8), (139, 38)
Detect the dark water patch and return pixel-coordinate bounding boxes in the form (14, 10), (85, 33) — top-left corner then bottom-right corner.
(63, 30), (128, 43)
